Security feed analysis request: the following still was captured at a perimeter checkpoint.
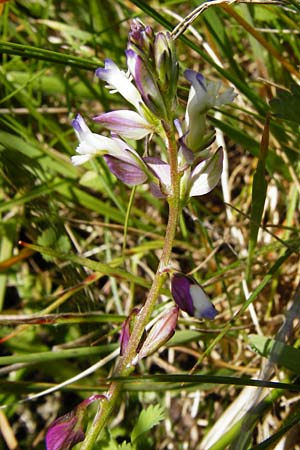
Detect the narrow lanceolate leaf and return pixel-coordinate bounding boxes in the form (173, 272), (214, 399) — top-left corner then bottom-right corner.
(249, 334), (300, 374)
(19, 242), (166, 291)
(246, 115), (269, 282)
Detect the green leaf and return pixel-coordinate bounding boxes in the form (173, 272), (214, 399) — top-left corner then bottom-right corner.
(37, 227), (71, 262)
(249, 334), (300, 373)
(246, 116), (269, 281)
(131, 404), (165, 444)
(270, 84), (300, 124)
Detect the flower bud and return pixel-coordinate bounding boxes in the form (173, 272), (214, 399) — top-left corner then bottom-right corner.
(71, 116), (151, 186)
(128, 19), (154, 60)
(126, 20), (176, 119)
(154, 32), (179, 109)
(137, 306), (179, 360)
(126, 49), (168, 119)
(171, 273), (217, 319)
(45, 395), (106, 450)
(119, 308), (147, 356)
(120, 308), (138, 356)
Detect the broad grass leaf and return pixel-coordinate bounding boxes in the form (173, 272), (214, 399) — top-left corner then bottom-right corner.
(270, 84), (300, 124)
(249, 334), (300, 373)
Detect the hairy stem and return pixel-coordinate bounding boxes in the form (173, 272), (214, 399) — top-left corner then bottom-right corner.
(81, 125), (180, 450)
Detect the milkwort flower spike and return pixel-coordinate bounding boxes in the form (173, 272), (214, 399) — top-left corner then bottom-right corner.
(45, 395), (106, 450)
(171, 273), (217, 320)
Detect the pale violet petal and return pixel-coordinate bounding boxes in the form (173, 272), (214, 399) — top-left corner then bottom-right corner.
(215, 87), (237, 106)
(72, 114), (92, 141)
(104, 155), (148, 186)
(74, 141), (98, 156)
(145, 157), (171, 187)
(94, 110), (153, 140)
(95, 59), (142, 110)
(74, 134), (121, 157)
(110, 136), (147, 167)
(189, 148), (223, 197)
(190, 285), (217, 319)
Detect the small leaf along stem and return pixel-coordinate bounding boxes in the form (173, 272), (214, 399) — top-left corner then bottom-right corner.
(80, 123), (181, 450)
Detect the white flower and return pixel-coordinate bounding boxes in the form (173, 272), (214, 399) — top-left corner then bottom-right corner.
(184, 70), (235, 123)
(71, 114), (149, 186)
(188, 148), (223, 197)
(71, 114), (121, 166)
(183, 70), (235, 152)
(95, 59), (143, 112)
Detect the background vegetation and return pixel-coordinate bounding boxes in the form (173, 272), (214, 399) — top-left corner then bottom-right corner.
(0, 0), (300, 449)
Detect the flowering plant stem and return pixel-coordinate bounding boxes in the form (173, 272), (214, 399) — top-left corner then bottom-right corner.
(81, 125), (180, 450)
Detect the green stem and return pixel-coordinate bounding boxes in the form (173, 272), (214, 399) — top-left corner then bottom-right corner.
(81, 125), (180, 450)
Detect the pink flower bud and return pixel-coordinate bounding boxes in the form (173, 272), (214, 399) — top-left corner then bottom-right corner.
(137, 306), (179, 360)
(120, 308), (143, 356)
(45, 395), (106, 450)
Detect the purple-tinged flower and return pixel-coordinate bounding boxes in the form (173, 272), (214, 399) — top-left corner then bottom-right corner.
(104, 135), (149, 185)
(171, 273), (217, 319)
(128, 19), (154, 58)
(93, 110), (154, 140)
(71, 114), (125, 166)
(188, 147), (223, 197)
(137, 306), (179, 360)
(183, 70), (235, 152)
(104, 154), (147, 186)
(178, 148), (223, 202)
(144, 157), (171, 198)
(120, 307), (140, 356)
(46, 412), (84, 450)
(71, 115), (150, 186)
(95, 59), (143, 111)
(184, 70), (235, 118)
(46, 395), (106, 450)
